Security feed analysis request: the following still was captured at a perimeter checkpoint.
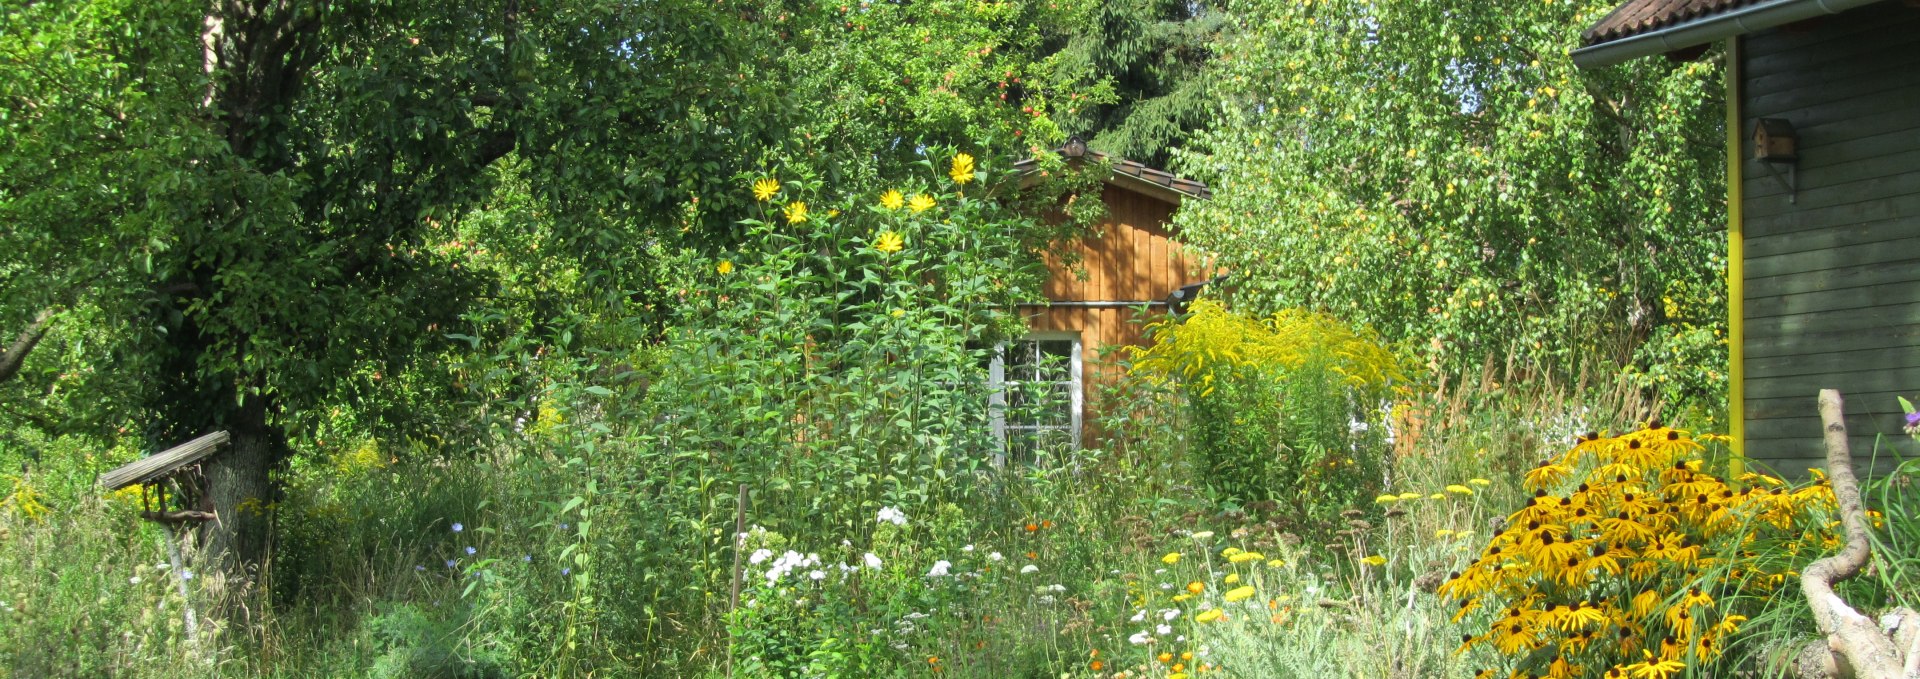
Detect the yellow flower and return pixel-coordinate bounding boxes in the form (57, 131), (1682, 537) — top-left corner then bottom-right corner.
(752, 177), (779, 201)
(1266, 559), (1284, 568)
(716, 260), (734, 275)
(908, 194), (935, 213)
(1224, 586), (1256, 602)
(1161, 552), (1182, 565)
(1360, 555), (1387, 567)
(1223, 573), (1240, 584)
(1468, 478), (1491, 486)
(1194, 608), (1224, 623)
(784, 201), (808, 224)
(1227, 551), (1264, 564)
(1446, 484), (1474, 495)
(1435, 529), (1454, 538)
(1397, 492), (1422, 501)
(1429, 493), (1445, 500)
(950, 152), (976, 184)
(879, 189), (905, 210)
(1375, 494), (1399, 504)
(1186, 581), (1205, 595)
(873, 230), (904, 254)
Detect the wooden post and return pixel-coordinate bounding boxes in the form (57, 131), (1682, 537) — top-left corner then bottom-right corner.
(163, 525), (199, 641)
(727, 483), (747, 677)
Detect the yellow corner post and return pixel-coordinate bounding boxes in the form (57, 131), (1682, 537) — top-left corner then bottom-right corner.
(1726, 36), (1746, 479)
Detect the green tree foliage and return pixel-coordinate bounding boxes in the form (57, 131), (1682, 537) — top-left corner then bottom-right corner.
(1050, 0), (1224, 167)
(1175, 0), (1729, 407)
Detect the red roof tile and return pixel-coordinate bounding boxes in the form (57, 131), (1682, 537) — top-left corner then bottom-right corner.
(1582, 0), (1767, 46)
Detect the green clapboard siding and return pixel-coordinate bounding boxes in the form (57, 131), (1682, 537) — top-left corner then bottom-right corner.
(1739, 1), (1920, 476)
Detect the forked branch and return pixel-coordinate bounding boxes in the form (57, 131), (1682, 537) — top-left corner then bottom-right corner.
(1798, 389), (1914, 679)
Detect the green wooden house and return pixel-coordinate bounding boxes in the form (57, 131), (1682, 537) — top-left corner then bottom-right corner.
(1574, 0), (1918, 477)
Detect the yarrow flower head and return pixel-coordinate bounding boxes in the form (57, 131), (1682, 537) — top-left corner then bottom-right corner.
(926, 560), (952, 577)
(1020, 564), (1039, 574)
(876, 506), (908, 526)
(864, 552), (883, 570)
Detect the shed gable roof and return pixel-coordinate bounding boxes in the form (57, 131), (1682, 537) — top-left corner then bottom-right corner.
(1013, 143), (1211, 203)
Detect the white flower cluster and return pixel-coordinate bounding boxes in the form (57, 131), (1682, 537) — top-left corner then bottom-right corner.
(876, 506), (908, 526)
(926, 560), (952, 577)
(759, 550), (821, 584)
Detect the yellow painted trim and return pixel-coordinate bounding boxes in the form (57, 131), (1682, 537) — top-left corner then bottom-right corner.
(1726, 37), (1746, 479)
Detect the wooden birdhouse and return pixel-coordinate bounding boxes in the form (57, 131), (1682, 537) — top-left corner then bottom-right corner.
(1754, 118), (1798, 163)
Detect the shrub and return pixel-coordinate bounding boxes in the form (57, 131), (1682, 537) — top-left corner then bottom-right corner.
(1130, 300), (1408, 538)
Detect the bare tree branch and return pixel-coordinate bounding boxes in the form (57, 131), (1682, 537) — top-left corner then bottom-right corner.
(1799, 389), (1914, 679)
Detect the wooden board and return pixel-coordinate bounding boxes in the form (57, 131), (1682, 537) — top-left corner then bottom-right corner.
(98, 431), (230, 490)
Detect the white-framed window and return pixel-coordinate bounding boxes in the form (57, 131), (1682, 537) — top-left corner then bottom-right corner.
(988, 333), (1083, 465)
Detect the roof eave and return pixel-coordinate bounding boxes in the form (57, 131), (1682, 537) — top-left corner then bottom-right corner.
(1572, 0), (1883, 69)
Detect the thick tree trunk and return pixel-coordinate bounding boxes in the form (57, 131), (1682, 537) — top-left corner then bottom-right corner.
(202, 416), (278, 577)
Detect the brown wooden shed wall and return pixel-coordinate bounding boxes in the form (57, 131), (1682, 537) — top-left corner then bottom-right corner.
(1028, 183), (1211, 420)
(1738, 1), (1920, 476)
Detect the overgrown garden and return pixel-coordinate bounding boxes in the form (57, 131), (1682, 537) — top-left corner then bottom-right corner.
(3, 0), (1915, 677)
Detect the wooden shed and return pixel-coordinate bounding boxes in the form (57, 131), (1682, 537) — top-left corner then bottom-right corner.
(1574, 0), (1920, 476)
(995, 144), (1214, 457)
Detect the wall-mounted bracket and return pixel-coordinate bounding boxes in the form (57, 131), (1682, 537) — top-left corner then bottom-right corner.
(1760, 161), (1797, 204)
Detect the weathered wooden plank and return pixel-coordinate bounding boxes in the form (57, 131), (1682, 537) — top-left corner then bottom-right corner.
(1745, 167), (1920, 219)
(1745, 301), (1920, 340)
(1744, 322), (1920, 359)
(1743, 254), (1920, 299)
(1150, 230), (1168, 300)
(1745, 344), (1920, 379)
(98, 431), (231, 491)
(1742, 192), (1920, 240)
(1746, 148), (1920, 201)
(1743, 233), (1920, 279)
(1745, 161), (1920, 210)
(1743, 7), (1920, 79)
(1746, 280), (1920, 321)
(1743, 212), (1920, 258)
(1745, 365), (1920, 400)
(1747, 388), (1912, 420)
(1744, 44), (1920, 101)
(1745, 411), (1908, 441)
(1745, 69), (1920, 122)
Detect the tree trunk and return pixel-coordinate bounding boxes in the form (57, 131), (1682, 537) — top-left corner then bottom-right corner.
(202, 416), (278, 577)
(0, 307), (56, 384)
